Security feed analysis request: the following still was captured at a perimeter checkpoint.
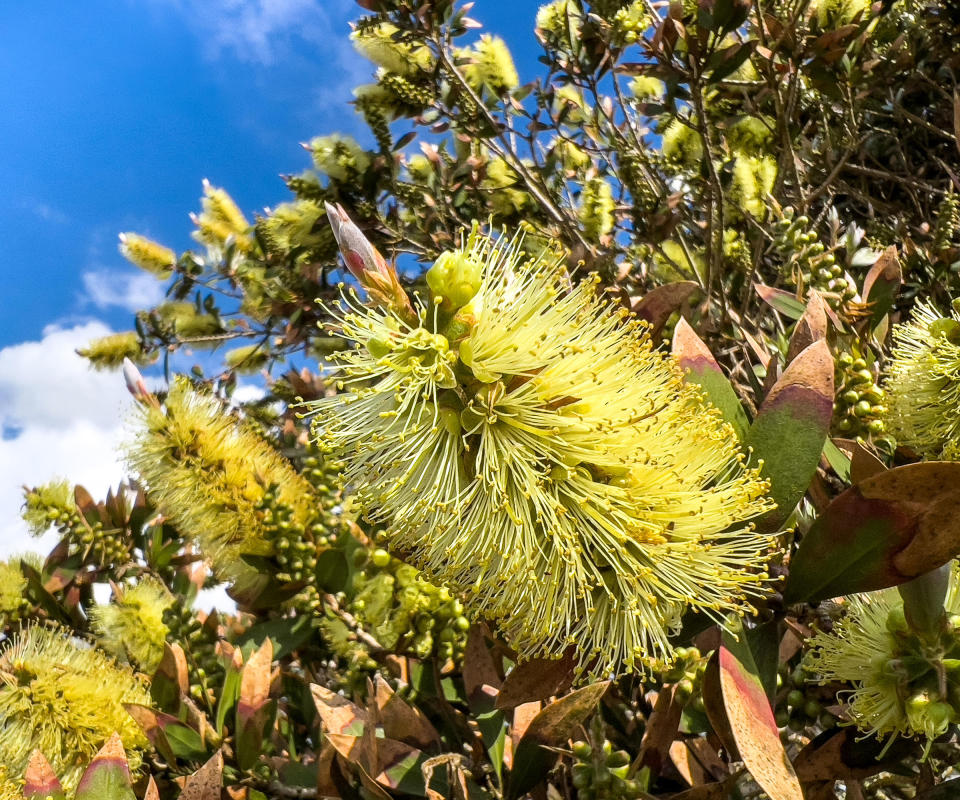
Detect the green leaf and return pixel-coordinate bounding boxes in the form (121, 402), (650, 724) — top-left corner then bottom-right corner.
(476, 709), (506, 782)
(823, 439), (852, 483)
(784, 462), (960, 603)
(237, 614), (314, 660)
(315, 547), (349, 593)
(507, 682), (609, 800)
(719, 621), (804, 800)
(754, 284), (806, 320)
(746, 340), (833, 530)
(672, 317), (749, 441)
(74, 735), (136, 800)
(707, 40), (758, 82)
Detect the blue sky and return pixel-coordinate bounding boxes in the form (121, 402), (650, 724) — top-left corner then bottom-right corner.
(0, 0), (543, 557)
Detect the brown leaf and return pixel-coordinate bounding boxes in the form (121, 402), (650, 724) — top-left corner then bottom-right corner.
(494, 650), (576, 710)
(239, 637), (273, 714)
(786, 291), (828, 363)
(632, 281), (700, 337)
(312, 684), (369, 736)
(511, 701), (542, 756)
(849, 442), (887, 484)
(861, 246), (901, 306)
(157, 642), (190, 697)
(373, 674), (439, 751)
(638, 685), (685, 774)
(179, 750), (223, 800)
(463, 624), (502, 706)
(143, 777), (160, 800)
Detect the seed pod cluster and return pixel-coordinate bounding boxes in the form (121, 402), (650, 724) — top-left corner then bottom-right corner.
(569, 715), (644, 800)
(774, 207), (856, 309)
(834, 345), (894, 450)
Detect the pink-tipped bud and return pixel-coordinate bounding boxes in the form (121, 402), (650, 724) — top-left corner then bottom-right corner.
(324, 202), (389, 282)
(122, 358), (149, 400)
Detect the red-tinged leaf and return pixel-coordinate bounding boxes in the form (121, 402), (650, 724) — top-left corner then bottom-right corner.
(75, 733), (136, 800)
(784, 462), (960, 603)
(672, 317), (749, 441)
(179, 750), (223, 800)
(754, 283), (806, 320)
(746, 340), (834, 530)
(373, 674), (440, 751)
(510, 701), (542, 759)
(312, 684), (369, 736)
(632, 281), (700, 337)
(236, 638), (275, 770)
(786, 291), (828, 363)
(506, 682), (609, 800)
(860, 246), (901, 327)
(719, 622), (803, 800)
(326, 733), (367, 763)
(24, 750), (65, 800)
(124, 704), (176, 764)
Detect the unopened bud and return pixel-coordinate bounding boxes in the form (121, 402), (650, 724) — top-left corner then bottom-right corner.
(426, 250), (483, 310)
(324, 202), (388, 282)
(122, 358), (149, 400)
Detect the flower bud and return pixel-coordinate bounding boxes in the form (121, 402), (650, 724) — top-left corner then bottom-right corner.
(427, 251), (483, 310)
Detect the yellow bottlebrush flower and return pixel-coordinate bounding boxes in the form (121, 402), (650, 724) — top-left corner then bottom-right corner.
(729, 154), (777, 219)
(155, 301), (222, 340)
(126, 376), (315, 577)
(727, 116), (773, 154)
(611, 0), (649, 45)
(407, 154), (434, 182)
(118, 232), (177, 278)
(191, 179), (253, 252)
(629, 76), (665, 100)
(660, 118), (704, 166)
(579, 177), (616, 241)
(655, 239), (705, 282)
(351, 22), (433, 77)
(309, 134), (372, 183)
(22, 480), (75, 536)
(0, 772), (19, 800)
(456, 35), (519, 95)
(537, 0), (582, 49)
(258, 199), (335, 263)
(0, 625), (150, 792)
(305, 228), (775, 676)
(883, 300), (960, 460)
(551, 138), (591, 172)
(224, 343), (270, 373)
(552, 84), (587, 125)
(76, 331), (154, 370)
(483, 158), (532, 217)
(0, 554), (39, 625)
(811, 0), (870, 27)
(808, 567), (960, 750)
(91, 577), (172, 674)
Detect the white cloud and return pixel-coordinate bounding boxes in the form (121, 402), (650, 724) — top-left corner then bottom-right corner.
(0, 322), (134, 558)
(82, 269), (166, 313)
(157, 0), (356, 65)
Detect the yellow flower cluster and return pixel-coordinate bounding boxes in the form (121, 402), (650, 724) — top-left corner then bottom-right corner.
(0, 625), (150, 792)
(126, 377), (316, 578)
(91, 576), (173, 673)
(456, 35), (519, 95)
(191, 179), (252, 252)
(883, 300), (960, 460)
(118, 232), (176, 278)
(306, 228), (775, 675)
